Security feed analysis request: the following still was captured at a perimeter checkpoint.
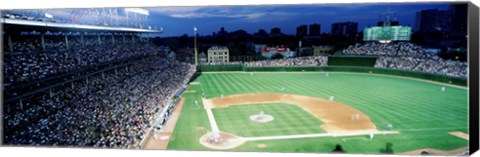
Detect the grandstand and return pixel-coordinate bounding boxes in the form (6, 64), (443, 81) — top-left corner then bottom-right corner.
(2, 10), (196, 148)
(205, 41), (467, 79)
(341, 42), (468, 78)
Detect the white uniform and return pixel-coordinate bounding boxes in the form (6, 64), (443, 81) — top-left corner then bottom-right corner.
(387, 123), (393, 129)
(441, 87), (446, 92)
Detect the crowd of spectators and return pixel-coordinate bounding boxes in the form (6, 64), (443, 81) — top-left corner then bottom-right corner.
(375, 56), (468, 78)
(244, 56), (328, 67)
(5, 38), (42, 53)
(3, 37), (154, 85)
(341, 41), (467, 78)
(3, 56), (196, 148)
(342, 42), (435, 58)
(199, 61), (243, 66)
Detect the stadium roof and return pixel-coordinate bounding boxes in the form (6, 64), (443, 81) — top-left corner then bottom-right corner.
(2, 18), (160, 33)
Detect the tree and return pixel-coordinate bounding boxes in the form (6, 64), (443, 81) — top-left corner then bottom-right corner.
(271, 53), (284, 59)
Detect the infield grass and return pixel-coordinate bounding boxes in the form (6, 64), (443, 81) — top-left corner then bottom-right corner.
(212, 103), (325, 137)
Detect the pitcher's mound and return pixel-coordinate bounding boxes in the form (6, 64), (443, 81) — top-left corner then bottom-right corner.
(199, 131), (245, 149)
(250, 114), (274, 123)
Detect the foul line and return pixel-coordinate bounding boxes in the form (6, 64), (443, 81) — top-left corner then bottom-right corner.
(202, 98), (220, 133)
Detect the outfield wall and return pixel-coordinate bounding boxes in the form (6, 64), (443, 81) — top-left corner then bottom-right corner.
(327, 56), (378, 67)
(196, 65), (467, 86)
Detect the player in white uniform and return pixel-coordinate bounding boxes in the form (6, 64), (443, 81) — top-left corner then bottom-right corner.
(329, 96), (334, 101)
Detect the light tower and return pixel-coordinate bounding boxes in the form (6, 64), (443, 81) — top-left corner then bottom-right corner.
(379, 7), (396, 44)
(194, 26), (198, 65)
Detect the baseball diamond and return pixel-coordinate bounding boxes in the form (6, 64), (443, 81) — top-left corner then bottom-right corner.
(164, 71), (468, 154)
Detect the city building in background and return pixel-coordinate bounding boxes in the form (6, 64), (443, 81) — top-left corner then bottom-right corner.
(214, 27), (228, 36)
(309, 23), (321, 36)
(312, 45), (334, 56)
(296, 25), (308, 38)
(448, 4), (467, 35)
(207, 46), (230, 64)
(415, 4), (467, 35)
(415, 9), (451, 33)
(331, 22), (358, 36)
(270, 27), (282, 37)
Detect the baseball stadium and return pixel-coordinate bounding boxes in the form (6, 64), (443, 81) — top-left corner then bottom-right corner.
(1, 4), (471, 156)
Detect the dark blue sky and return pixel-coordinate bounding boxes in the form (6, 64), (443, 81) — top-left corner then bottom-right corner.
(144, 3), (450, 37)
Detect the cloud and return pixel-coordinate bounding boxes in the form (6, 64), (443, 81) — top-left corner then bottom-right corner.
(147, 6), (205, 16)
(147, 6), (294, 22)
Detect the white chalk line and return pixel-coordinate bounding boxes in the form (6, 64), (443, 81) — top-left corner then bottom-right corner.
(202, 98), (220, 133)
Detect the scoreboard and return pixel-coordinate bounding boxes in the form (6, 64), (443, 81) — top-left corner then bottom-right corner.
(363, 26), (412, 41)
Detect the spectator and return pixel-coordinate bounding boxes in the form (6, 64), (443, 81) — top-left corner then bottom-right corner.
(342, 42), (434, 58)
(4, 39), (155, 85)
(244, 56), (328, 67)
(375, 56), (467, 78)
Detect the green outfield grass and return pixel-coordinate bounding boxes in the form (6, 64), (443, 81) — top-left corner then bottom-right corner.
(167, 72), (468, 154)
(212, 103), (325, 137)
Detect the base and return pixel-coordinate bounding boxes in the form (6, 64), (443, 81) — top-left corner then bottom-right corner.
(199, 131), (245, 149)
